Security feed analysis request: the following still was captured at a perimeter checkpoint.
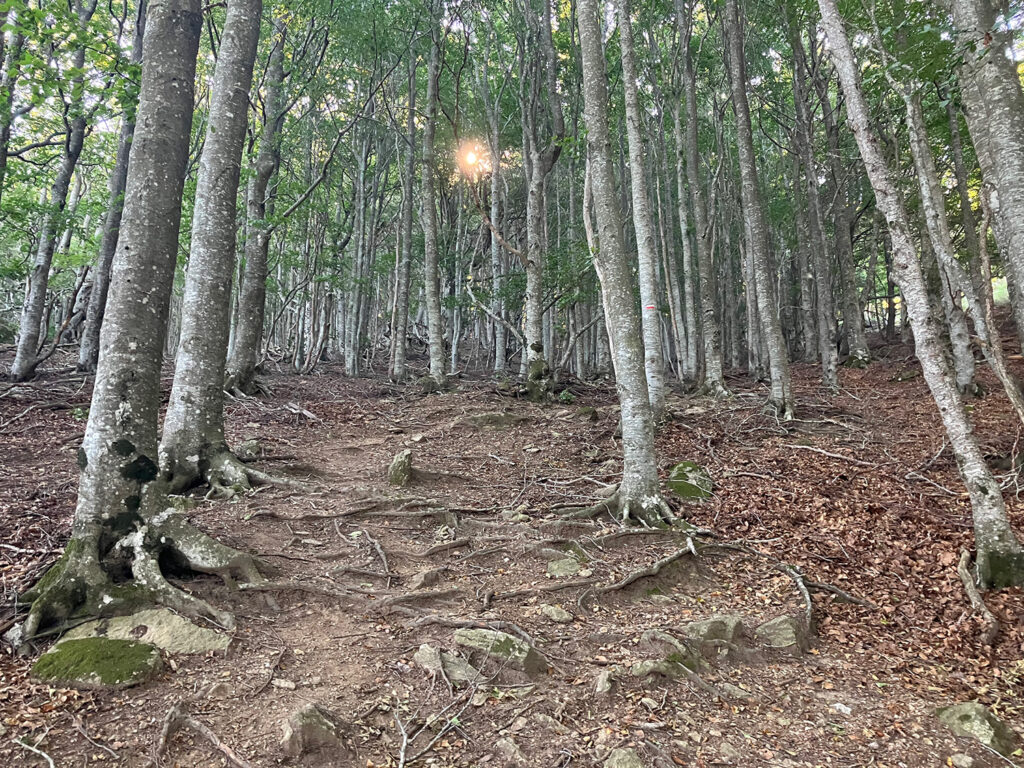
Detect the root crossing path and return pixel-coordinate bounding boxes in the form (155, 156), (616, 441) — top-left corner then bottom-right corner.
(0, 365), (1021, 767)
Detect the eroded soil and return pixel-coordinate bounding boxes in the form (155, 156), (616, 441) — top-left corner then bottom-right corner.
(1, 347), (1022, 767)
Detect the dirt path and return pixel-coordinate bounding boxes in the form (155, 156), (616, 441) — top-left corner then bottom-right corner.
(0, 356), (1022, 767)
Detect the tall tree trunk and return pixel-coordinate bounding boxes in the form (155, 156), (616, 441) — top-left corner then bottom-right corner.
(618, 0), (665, 417)
(391, 57), (416, 380)
(160, 0), (263, 493)
(78, 0), (149, 372)
(950, 0), (1024, 350)
(19, 0), (260, 643)
(724, 0), (793, 417)
(790, 21), (838, 389)
(420, 12), (446, 387)
(576, 0), (671, 527)
(226, 21), (286, 392)
(818, 0), (1024, 588)
(679, 0), (727, 395)
(10, 0), (97, 381)
(0, 1), (26, 210)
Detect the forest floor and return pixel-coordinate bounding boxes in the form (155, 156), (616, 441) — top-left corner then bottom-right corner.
(0, 341), (1022, 767)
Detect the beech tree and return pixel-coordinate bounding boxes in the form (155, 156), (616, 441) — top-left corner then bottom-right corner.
(18, 0), (262, 641)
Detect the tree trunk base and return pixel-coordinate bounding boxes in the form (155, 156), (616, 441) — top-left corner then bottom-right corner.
(18, 508), (266, 643)
(561, 489), (676, 527)
(976, 544), (1024, 590)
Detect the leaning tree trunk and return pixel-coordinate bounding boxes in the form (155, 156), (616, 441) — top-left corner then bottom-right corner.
(724, 0), (793, 417)
(226, 21), (286, 393)
(818, 0), (1024, 588)
(420, 13), (446, 387)
(576, 0), (671, 527)
(78, 0), (148, 373)
(18, 0), (262, 643)
(160, 0), (263, 494)
(10, 0), (96, 381)
(618, 0), (665, 418)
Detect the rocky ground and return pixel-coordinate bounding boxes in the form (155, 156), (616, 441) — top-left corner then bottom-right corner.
(0, 344), (1022, 767)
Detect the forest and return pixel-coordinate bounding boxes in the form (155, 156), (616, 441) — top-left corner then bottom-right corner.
(0, 0), (1023, 765)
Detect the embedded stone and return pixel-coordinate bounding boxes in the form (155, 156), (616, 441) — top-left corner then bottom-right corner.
(32, 637), (161, 690)
(281, 703), (346, 758)
(540, 604), (573, 624)
(937, 702), (1019, 756)
(494, 737), (528, 765)
(453, 628), (549, 674)
(546, 558), (581, 578)
(388, 449), (413, 487)
(604, 747), (645, 768)
(595, 668), (618, 697)
(683, 615), (745, 645)
(754, 616), (808, 654)
(666, 461), (713, 500)
(459, 411), (530, 429)
(413, 644), (484, 686)
(639, 629), (705, 671)
(60, 608), (230, 655)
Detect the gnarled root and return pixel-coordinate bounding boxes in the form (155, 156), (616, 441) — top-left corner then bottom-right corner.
(561, 490), (675, 528)
(17, 511), (266, 643)
(204, 450), (311, 499)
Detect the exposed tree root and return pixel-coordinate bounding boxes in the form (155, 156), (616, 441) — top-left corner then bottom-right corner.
(375, 588), (463, 614)
(18, 509), (266, 642)
(204, 450), (312, 498)
(957, 548), (1000, 646)
(405, 538), (471, 559)
(598, 543), (697, 594)
(407, 614), (536, 646)
(157, 702), (254, 768)
(488, 577), (599, 603)
(560, 489), (675, 528)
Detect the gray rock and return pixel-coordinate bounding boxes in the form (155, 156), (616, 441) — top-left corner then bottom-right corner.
(718, 742), (744, 761)
(630, 659), (688, 680)
(595, 668), (617, 697)
(408, 568), (443, 590)
(540, 604), (573, 624)
(639, 629), (705, 671)
(533, 712), (570, 735)
(683, 615), (744, 645)
(666, 461), (713, 500)
(453, 628), (549, 674)
(754, 616), (808, 654)
(494, 737), (528, 765)
(32, 637), (161, 690)
(281, 703), (346, 758)
(388, 449), (413, 486)
(413, 643), (484, 685)
(546, 558), (581, 578)
(604, 747), (645, 768)
(937, 702), (1019, 756)
(61, 608), (230, 655)
(950, 755), (973, 768)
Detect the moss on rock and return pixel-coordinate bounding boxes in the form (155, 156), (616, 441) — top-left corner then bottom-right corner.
(32, 637), (161, 689)
(666, 461), (713, 500)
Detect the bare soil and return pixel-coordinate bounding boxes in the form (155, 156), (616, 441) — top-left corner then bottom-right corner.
(0, 344), (1022, 767)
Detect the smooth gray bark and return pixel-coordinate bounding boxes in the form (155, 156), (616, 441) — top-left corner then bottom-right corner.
(78, 0), (148, 372)
(391, 55), (416, 380)
(10, 0), (98, 381)
(20, 0), (259, 642)
(226, 21), (286, 392)
(160, 0), (263, 492)
(724, 0), (793, 417)
(577, 0), (670, 526)
(618, 0), (665, 417)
